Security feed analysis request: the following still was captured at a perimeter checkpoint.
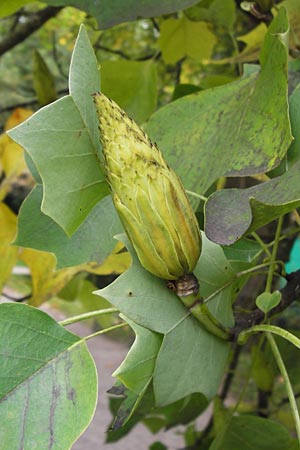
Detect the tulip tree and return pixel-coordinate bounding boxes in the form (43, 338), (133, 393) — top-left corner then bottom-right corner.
(1, 1), (300, 449)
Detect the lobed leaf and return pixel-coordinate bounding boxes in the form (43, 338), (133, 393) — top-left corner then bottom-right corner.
(15, 185), (123, 269)
(145, 8), (291, 194)
(205, 157), (300, 245)
(158, 17), (217, 64)
(8, 26), (108, 235)
(109, 317), (163, 429)
(97, 233), (239, 405)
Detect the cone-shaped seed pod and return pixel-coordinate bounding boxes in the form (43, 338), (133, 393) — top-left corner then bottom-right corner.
(94, 92), (201, 281)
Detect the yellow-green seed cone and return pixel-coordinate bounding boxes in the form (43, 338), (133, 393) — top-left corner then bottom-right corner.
(94, 92), (201, 280)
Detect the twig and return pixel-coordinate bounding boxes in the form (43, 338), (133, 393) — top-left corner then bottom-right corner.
(0, 88), (68, 114)
(0, 6), (63, 57)
(95, 43), (160, 61)
(59, 307), (119, 326)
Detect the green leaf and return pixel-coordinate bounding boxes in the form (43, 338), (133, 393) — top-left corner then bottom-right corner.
(287, 83), (300, 166)
(0, 303), (97, 450)
(149, 443), (167, 450)
(282, 0), (300, 52)
(110, 317), (163, 429)
(100, 60), (157, 124)
(114, 317), (163, 394)
(209, 415), (293, 450)
(205, 158), (300, 245)
(108, 381), (146, 431)
(162, 393), (207, 428)
(33, 50), (57, 107)
(158, 17), (217, 64)
(8, 25), (109, 235)
(251, 344), (275, 392)
(97, 232), (235, 334)
(222, 239), (261, 263)
(44, 0), (200, 28)
(0, 0), (31, 18)
(256, 291), (281, 314)
(97, 233), (238, 405)
(145, 8), (291, 194)
(276, 329), (300, 386)
(153, 316), (230, 405)
(15, 185), (123, 269)
(172, 83), (202, 101)
(184, 0), (236, 30)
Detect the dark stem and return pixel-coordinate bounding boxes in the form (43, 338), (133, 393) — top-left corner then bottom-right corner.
(95, 43), (160, 61)
(0, 88), (68, 114)
(0, 6), (63, 57)
(219, 343), (242, 400)
(257, 389), (269, 418)
(1, 292), (32, 302)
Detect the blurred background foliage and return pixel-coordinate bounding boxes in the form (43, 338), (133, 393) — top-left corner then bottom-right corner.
(1, 0), (282, 128)
(1, 1), (300, 448)
(1, 0), (300, 327)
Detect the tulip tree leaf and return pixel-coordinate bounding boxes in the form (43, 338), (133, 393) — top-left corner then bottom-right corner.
(44, 0), (200, 28)
(19, 247), (82, 307)
(109, 317), (163, 429)
(0, 303), (97, 450)
(158, 17), (217, 64)
(153, 312), (230, 405)
(205, 84), (300, 245)
(97, 233), (238, 405)
(145, 8), (291, 194)
(205, 155), (300, 245)
(209, 415), (293, 450)
(113, 317), (163, 394)
(15, 185), (123, 269)
(8, 25), (109, 236)
(100, 60), (157, 124)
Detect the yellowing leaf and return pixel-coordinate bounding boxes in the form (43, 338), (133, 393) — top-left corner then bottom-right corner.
(0, 1), (31, 19)
(83, 243), (131, 275)
(0, 203), (18, 290)
(237, 22), (267, 60)
(20, 248), (81, 306)
(0, 135), (27, 179)
(158, 17), (217, 64)
(4, 108), (33, 131)
(0, 109), (33, 199)
(208, 23), (267, 65)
